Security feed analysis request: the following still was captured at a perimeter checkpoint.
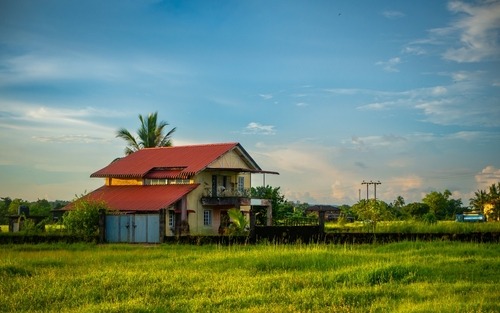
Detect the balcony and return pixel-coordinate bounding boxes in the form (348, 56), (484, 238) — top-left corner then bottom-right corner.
(201, 197), (251, 206)
(201, 187), (251, 207)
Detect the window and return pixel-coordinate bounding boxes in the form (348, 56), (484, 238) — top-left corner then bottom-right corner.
(168, 210), (175, 228)
(237, 176), (245, 193)
(204, 210), (212, 226)
(144, 178), (191, 185)
(145, 179), (167, 185)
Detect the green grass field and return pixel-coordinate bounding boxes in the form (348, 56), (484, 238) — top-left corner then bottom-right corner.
(1, 242), (499, 312)
(325, 220), (500, 233)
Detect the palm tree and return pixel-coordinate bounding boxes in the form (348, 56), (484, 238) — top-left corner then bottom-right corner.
(469, 189), (488, 212)
(116, 112), (176, 155)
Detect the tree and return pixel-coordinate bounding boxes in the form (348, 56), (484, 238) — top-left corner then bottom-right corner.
(422, 190), (464, 220)
(487, 183), (500, 220)
(473, 182), (500, 221)
(470, 189), (489, 211)
(8, 198), (29, 215)
(0, 197), (11, 224)
(29, 199), (52, 216)
(351, 199), (393, 231)
(250, 185), (286, 224)
(116, 111), (176, 155)
(388, 196), (406, 220)
(402, 202), (430, 220)
(393, 196), (405, 208)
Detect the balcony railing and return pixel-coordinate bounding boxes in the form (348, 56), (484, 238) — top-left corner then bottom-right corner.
(201, 187), (252, 206)
(201, 197), (251, 206)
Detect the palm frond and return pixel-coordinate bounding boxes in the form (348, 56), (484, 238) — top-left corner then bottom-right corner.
(116, 111), (176, 155)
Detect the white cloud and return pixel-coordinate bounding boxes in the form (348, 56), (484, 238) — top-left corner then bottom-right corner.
(349, 134), (407, 149)
(33, 135), (110, 144)
(382, 10), (405, 19)
(415, 98), (500, 127)
(256, 144), (358, 204)
(386, 175), (423, 193)
(352, 80), (499, 127)
(7, 103), (112, 128)
(443, 1), (500, 62)
(0, 52), (191, 87)
(475, 166), (500, 189)
(243, 122), (276, 135)
(447, 131), (483, 141)
(357, 102), (390, 111)
(402, 45), (427, 55)
(431, 86), (448, 95)
(0, 101), (119, 143)
(375, 57), (402, 72)
(259, 94), (273, 100)
(451, 71), (469, 82)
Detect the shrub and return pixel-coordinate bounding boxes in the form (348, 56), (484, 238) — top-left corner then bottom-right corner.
(63, 197), (108, 238)
(422, 212), (437, 224)
(226, 208), (249, 236)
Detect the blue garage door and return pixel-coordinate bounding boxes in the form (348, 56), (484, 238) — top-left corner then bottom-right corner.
(106, 214), (160, 243)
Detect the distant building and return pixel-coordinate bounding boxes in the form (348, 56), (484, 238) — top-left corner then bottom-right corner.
(306, 205), (353, 222)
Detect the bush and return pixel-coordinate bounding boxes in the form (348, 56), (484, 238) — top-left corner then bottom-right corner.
(422, 213), (437, 224)
(63, 198), (108, 238)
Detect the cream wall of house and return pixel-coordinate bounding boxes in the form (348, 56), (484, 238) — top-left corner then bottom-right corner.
(186, 170), (252, 236)
(208, 149), (253, 169)
(106, 178), (143, 186)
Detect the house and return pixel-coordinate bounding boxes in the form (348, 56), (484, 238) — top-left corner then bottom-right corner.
(306, 205), (353, 222)
(70, 142), (278, 241)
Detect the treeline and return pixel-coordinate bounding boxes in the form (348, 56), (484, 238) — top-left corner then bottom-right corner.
(0, 197), (69, 224)
(253, 183), (500, 225)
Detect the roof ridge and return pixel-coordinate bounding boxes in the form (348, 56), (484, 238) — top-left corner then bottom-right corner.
(141, 142), (238, 150)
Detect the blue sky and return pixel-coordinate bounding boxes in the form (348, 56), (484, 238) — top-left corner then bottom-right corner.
(1, 0), (499, 205)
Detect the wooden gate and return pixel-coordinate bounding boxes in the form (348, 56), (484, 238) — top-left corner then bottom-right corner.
(105, 214), (160, 243)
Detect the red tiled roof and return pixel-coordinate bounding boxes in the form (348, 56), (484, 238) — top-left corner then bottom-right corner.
(306, 205), (340, 212)
(144, 169), (184, 179)
(69, 184), (199, 212)
(91, 142), (254, 179)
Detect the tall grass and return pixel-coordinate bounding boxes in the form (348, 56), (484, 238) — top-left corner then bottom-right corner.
(326, 220), (500, 233)
(1, 242), (499, 312)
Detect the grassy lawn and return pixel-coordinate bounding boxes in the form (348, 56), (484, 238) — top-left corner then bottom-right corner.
(1, 242), (499, 312)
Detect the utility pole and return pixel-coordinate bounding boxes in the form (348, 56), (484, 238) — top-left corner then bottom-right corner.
(372, 181), (381, 200)
(361, 180), (382, 200)
(361, 181), (370, 200)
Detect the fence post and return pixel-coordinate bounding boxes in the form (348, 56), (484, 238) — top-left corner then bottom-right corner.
(249, 207), (256, 242)
(98, 209), (106, 243)
(318, 211), (325, 237)
(159, 208), (166, 243)
(266, 202), (273, 226)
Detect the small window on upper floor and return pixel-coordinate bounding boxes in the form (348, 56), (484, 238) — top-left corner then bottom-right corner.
(237, 176), (245, 193)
